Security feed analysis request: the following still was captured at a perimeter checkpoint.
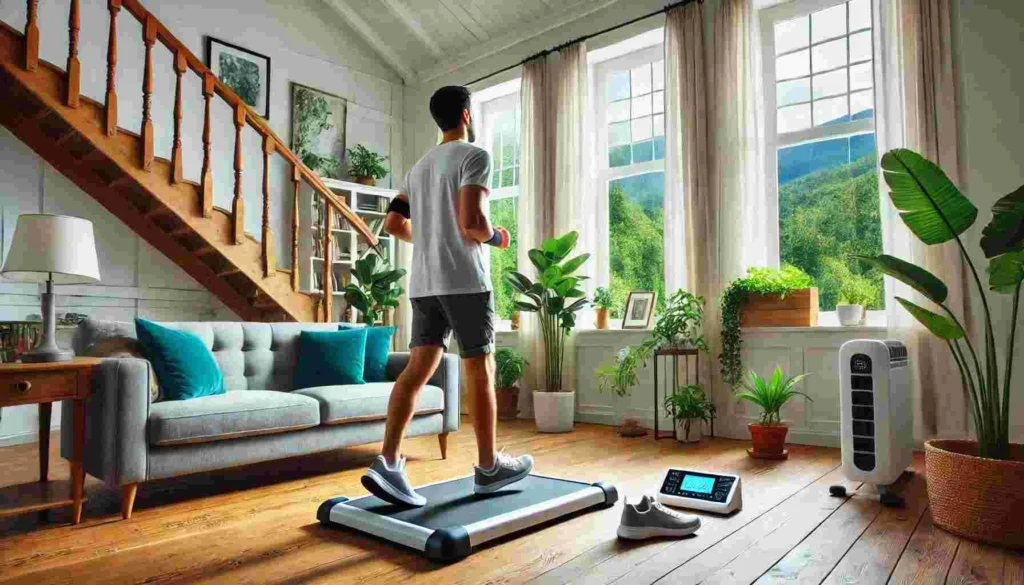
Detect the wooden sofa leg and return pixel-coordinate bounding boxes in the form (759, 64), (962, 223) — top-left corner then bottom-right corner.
(438, 433), (448, 460)
(121, 483), (138, 520)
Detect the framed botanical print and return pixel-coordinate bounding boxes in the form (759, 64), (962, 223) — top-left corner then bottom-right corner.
(622, 291), (656, 329)
(206, 37), (271, 119)
(291, 83), (347, 179)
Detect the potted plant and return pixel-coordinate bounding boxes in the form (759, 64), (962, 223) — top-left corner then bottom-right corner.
(495, 348), (527, 420)
(342, 255), (406, 325)
(505, 231), (590, 433)
(347, 144), (389, 186)
(593, 286), (614, 330)
(596, 347), (648, 436)
(666, 384), (715, 443)
(735, 366), (810, 459)
(836, 271), (876, 326)
(720, 266), (815, 387)
(856, 149), (1024, 548)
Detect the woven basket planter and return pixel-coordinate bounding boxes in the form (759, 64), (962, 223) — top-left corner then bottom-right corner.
(925, 439), (1024, 549)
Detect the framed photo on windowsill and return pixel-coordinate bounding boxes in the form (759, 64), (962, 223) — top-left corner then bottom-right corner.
(206, 37), (271, 119)
(622, 291), (656, 329)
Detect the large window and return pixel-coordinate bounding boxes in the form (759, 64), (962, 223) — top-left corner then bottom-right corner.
(593, 32), (667, 317)
(473, 81), (521, 321)
(762, 0), (884, 313)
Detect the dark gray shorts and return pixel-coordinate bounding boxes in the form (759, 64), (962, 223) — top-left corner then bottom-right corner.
(409, 292), (494, 358)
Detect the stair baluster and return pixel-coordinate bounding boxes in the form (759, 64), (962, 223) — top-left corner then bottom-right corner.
(66, 0), (80, 107)
(200, 73), (214, 218)
(140, 15), (156, 170)
(171, 49), (185, 184)
(291, 166), (301, 292)
(232, 102), (245, 245)
(322, 198), (333, 321)
(261, 135), (275, 277)
(25, 0), (39, 71)
(105, 0), (120, 136)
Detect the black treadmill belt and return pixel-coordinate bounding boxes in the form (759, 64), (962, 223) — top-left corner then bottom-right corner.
(347, 475), (591, 529)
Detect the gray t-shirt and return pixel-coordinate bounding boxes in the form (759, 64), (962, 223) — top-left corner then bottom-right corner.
(401, 140), (493, 299)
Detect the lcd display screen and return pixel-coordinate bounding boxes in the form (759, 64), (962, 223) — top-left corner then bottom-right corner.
(681, 474), (715, 494)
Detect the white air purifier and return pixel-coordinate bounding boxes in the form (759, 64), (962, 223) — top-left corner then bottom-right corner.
(838, 339), (913, 489)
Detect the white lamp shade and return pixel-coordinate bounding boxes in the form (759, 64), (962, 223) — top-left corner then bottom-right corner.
(1, 214), (100, 284)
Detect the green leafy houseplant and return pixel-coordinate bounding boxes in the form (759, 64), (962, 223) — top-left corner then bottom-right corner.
(505, 232), (590, 392)
(838, 272), (878, 307)
(495, 348), (528, 389)
(720, 266), (815, 385)
(736, 366), (810, 426)
(665, 384), (716, 441)
(342, 255), (406, 325)
(347, 144), (390, 181)
(293, 87), (339, 178)
(593, 287), (614, 310)
(855, 149), (1024, 460)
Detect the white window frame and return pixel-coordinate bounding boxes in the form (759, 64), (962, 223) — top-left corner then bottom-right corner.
(759, 0), (885, 325)
(473, 79), (522, 202)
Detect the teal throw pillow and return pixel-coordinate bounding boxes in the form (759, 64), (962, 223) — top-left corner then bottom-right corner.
(339, 324), (394, 383)
(293, 328), (368, 389)
(134, 318), (225, 401)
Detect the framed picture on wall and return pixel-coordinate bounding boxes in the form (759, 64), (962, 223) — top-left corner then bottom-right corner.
(206, 37), (271, 119)
(622, 291), (656, 329)
(291, 83), (347, 179)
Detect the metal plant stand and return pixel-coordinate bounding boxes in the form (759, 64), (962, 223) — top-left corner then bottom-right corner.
(653, 348), (712, 439)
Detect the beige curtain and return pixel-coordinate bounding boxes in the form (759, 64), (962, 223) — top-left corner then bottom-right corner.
(517, 42), (587, 416)
(877, 0), (969, 442)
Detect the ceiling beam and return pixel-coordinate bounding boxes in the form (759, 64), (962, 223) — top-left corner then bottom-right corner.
(381, 0), (445, 60)
(322, 0), (418, 84)
(437, 0), (488, 40)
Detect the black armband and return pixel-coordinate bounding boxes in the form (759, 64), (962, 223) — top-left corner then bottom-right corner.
(387, 198), (410, 219)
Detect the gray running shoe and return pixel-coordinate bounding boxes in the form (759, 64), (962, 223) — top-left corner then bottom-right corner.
(474, 449), (534, 494)
(617, 495), (701, 540)
(361, 455), (427, 507)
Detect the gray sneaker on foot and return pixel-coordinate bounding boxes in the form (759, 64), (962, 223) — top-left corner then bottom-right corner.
(361, 455), (427, 507)
(617, 495), (701, 540)
(474, 450), (534, 494)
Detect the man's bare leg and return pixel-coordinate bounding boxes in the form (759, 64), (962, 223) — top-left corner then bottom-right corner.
(463, 353), (496, 469)
(381, 346), (444, 465)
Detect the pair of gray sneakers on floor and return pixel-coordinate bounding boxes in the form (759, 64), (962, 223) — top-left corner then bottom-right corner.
(617, 495), (701, 540)
(361, 450), (534, 507)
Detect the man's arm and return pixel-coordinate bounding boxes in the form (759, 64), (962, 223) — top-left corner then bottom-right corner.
(457, 185), (510, 248)
(384, 194), (412, 243)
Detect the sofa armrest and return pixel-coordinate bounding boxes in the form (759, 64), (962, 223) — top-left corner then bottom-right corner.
(60, 358), (152, 486)
(386, 352), (460, 433)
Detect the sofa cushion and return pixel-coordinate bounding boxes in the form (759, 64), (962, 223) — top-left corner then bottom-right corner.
(293, 329), (368, 389)
(338, 324), (395, 383)
(148, 391), (320, 446)
(295, 383), (444, 425)
(135, 318), (225, 401)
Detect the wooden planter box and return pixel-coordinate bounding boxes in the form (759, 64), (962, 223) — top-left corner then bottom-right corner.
(740, 288), (818, 327)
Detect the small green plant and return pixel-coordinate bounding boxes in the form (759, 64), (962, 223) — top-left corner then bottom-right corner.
(735, 366), (810, 426)
(593, 287), (614, 310)
(720, 265), (814, 385)
(293, 87), (339, 178)
(597, 347), (645, 397)
(495, 348), (528, 389)
(838, 272), (877, 307)
(347, 144), (390, 181)
(666, 384), (716, 439)
(342, 255), (406, 325)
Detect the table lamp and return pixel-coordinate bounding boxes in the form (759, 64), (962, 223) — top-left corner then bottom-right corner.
(1, 214), (100, 362)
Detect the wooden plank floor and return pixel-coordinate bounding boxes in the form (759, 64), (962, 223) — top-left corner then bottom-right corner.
(1, 417), (1020, 584)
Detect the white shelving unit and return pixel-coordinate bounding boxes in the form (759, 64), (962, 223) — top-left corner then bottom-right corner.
(298, 178), (398, 323)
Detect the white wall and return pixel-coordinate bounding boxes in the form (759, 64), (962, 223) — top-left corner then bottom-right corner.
(0, 0), (407, 446)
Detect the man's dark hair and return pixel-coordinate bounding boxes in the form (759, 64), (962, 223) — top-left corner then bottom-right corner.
(430, 86), (471, 131)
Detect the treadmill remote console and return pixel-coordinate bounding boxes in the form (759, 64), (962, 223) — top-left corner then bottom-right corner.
(656, 468), (742, 514)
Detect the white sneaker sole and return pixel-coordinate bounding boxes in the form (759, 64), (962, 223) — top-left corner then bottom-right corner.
(616, 523), (700, 540)
(474, 465), (533, 494)
(362, 468), (426, 507)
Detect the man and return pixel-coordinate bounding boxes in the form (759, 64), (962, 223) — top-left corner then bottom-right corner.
(360, 85), (533, 507)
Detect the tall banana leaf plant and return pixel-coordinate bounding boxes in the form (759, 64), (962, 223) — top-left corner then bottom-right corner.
(855, 148), (1024, 460)
(342, 255), (406, 325)
(505, 232), (591, 393)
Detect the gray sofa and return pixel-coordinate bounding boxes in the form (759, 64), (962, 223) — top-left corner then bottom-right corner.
(60, 320), (459, 519)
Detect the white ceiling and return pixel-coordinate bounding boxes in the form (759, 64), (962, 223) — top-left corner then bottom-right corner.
(322, 0), (627, 84)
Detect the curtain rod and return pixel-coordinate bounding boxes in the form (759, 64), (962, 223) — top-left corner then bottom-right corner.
(464, 0), (698, 88)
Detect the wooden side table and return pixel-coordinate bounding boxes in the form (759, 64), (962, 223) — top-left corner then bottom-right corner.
(0, 358), (99, 524)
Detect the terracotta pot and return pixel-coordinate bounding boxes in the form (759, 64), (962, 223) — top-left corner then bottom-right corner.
(925, 439), (1024, 549)
(510, 311), (520, 331)
(748, 423), (789, 459)
(496, 387), (520, 420)
(619, 411), (647, 437)
(595, 308), (610, 330)
(354, 176), (376, 186)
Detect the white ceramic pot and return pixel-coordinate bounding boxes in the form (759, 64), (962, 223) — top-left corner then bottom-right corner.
(675, 418), (703, 443)
(837, 304), (864, 326)
(533, 391), (575, 433)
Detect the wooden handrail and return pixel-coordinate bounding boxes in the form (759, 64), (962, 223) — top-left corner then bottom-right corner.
(117, 0), (376, 247)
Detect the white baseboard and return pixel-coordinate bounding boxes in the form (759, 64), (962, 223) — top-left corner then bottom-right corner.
(0, 431), (47, 448)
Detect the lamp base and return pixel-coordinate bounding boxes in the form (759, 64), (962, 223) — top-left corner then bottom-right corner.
(21, 347), (74, 363)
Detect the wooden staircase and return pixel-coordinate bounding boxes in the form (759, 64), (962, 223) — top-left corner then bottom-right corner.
(0, 0), (376, 322)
